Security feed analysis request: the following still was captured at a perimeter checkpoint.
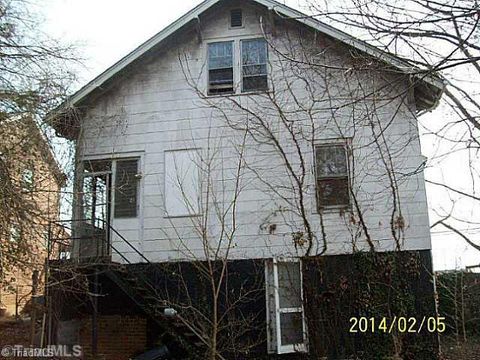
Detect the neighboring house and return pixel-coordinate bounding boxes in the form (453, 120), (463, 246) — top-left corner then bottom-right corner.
(48, 0), (444, 359)
(0, 118), (65, 317)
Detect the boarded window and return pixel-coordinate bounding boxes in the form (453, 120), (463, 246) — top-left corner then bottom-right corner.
(208, 41), (234, 95)
(315, 144), (349, 209)
(164, 150), (200, 217)
(242, 39), (268, 92)
(230, 9), (243, 27)
(114, 159), (139, 218)
(265, 259), (307, 354)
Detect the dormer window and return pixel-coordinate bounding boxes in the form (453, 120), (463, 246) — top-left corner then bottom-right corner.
(208, 41), (234, 95)
(230, 9), (243, 28)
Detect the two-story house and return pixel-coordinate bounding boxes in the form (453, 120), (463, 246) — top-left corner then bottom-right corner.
(0, 117), (65, 319)
(48, 0), (444, 359)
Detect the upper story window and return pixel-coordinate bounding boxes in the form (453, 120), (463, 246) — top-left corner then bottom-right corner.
(315, 143), (350, 209)
(241, 39), (268, 92)
(207, 38), (269, 95)
(114, 159), (139, 218)
(21, 168), (34, 192)
(82, 160), (111, 227)
(10, 225), (20, 242)
(82, 158), (140, 224)
(208, 41), (234, 95)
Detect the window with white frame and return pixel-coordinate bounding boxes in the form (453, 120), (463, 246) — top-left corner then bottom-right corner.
(21, 168), (34, 192)
(164, 149), (200, 217)
(10, 225), (20, 242)
(266, 259), (307, 354)
(241, 39), (268, 92)
(315, 143), (350, 209)
(208, 41), (234, 95)
(82, 158), (140, 223)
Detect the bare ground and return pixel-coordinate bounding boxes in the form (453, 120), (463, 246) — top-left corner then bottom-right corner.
(441, 335), (480, 360)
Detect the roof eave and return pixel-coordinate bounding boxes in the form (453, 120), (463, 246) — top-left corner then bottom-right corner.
(49, 0), (445, 136)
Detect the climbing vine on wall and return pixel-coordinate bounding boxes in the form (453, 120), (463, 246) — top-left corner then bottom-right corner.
(303, 250), (438, 360)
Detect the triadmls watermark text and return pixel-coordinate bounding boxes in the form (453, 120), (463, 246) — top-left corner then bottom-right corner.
(1, 345), (82, 358)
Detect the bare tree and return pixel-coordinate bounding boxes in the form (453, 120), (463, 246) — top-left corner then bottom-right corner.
(303, 0), (480, 257)
(154, 126), (266, 359)
(0, 0), (77, 314)
(176, 15), (436, 357)
(180, 21), (418, 258)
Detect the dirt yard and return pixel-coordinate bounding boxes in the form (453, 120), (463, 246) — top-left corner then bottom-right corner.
(0, 318), (31, 347)
(441, 335), (480, 360)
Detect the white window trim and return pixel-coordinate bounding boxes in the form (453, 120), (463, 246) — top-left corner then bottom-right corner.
(81, 154), (143, 222)
(312, 138), (352, 213)
(240, 38), (268, 93)
(205, 37), (269, 97)
(207, 40), (235, 95)
(270, 258), (308, 354)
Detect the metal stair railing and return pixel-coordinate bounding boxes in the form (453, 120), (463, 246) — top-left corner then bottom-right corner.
(47, 219), (212, 356)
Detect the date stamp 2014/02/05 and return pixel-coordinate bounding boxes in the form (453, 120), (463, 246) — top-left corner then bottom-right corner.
(349, 316), (446, 334)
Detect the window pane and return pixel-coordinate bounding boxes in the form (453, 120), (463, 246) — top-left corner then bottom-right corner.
(94, 176), (109, 227)
(209, 42), (233, 69)
(316, 145), (347, 177)
(317, 177), (349, 207)
(209, 42), (233, 94)
(22, 169), (34, 191)
(242, 39), (267, 65)
(280, 312), (304, 345)
(243, 64), (267, 77)
(209, 68), (233, 85)
(242, 39), (268, 92)
(278, 262), (302, 308)
(243, 76), (268, 92)
(10, 225), (20, 242)
(84, 160), (111, 173)
(114, 159), (138, 218)
(82, 176), (94, 220)
(165, 150), (200, 216)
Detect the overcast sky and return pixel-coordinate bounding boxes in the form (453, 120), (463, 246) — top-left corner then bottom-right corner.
(40, 0), (479, 271)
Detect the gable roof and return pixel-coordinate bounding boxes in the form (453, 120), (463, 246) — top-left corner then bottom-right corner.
(51, 0), (444, 137)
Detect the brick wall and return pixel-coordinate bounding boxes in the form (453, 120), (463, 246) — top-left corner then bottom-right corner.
(0, 118), (64, 318)
(79, 315), (147, 360)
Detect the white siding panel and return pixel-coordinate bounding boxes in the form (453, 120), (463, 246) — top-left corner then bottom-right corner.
(164, 149), (200, 217)
(76, 2), (432, 263)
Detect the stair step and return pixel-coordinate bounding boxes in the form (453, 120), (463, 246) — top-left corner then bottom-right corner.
(133, 286), (148, 292)
(143, 295), (159, 302)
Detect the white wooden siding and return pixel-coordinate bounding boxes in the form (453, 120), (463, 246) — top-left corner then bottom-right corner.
(77, 2), (432, 263)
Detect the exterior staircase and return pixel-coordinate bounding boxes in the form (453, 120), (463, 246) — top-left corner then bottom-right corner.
(47, 219), (209, 359)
